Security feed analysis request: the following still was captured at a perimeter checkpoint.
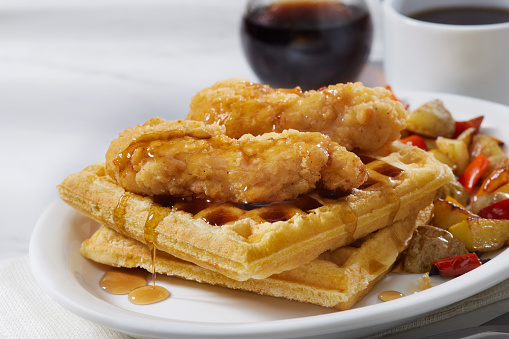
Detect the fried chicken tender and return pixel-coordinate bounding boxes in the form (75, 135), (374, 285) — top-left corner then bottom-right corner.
(186, 79), (408, 151)
(105, 118), (367, 203)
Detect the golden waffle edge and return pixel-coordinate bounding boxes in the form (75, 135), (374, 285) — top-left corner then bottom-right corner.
(80, 206), (432, 310)
(58, 142), (453, 281)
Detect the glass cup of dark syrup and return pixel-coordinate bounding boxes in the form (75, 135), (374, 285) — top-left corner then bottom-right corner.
(241, 0), (373, 90)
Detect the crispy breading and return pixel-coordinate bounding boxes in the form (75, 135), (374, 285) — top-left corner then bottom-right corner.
(186, 79), (408, 151)
(105, 118), (367, 203)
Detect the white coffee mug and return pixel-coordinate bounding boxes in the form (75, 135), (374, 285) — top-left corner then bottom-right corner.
(382, 0), (509, 105)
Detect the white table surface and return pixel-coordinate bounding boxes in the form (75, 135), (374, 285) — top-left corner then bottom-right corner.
(1, 1), (507, 338)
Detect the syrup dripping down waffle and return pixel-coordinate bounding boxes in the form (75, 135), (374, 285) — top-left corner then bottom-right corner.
(58, 142), (453, 281)
(80, 206), (432, 310)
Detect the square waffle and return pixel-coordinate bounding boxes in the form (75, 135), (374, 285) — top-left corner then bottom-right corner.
(58, 141), (453, 281)
(80, 206), (431, 310)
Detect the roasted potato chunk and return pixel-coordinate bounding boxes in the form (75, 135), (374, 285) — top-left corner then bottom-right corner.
(449, 218), (509, 252)
(406, 99), (455, 138)
(470, 134), (505, 159)
(432, 199), (477, 229)
(436, 137), (470, 175)
(435, 180), (470, 206)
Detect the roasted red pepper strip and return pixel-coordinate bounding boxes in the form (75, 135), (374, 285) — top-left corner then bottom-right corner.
(458, 154), (490, 193)
(478, 199), (509, 220)
(432, 253), (482, 277)
(385, 85), (399, 101)
(399, 134), (428, 151)
(453, 116), (484, 138)
(385, 85), (409, 109)
(477, 167), (509, 198)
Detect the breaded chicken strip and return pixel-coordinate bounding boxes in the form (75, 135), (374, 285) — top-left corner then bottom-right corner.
(105, 118), (367, 203)
(186, 79), (407, 151)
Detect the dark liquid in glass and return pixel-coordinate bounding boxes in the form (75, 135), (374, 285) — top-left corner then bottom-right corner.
(410, 7), (509, 25)
(241, 0), (372, 90)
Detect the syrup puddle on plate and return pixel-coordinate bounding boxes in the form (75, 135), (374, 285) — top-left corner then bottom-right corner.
(100, 266), (170, 305)
(100, 246), (170, 305)
(378, 290), (405, 302)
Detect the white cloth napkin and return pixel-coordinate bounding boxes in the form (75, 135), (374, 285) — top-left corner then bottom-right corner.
(1, 255), (509, 339)
(0, 256), (131, 339)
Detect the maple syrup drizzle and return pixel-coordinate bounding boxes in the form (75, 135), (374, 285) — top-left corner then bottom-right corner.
(113, 133), (162, 174)
(144, 204), (168, 245)
(149, 246), (157, 286)
(378, 163), (404, 178)
(154, 193), (325, 226)
(113, 130), (213, 174)
(378, 290), (405, 302)
(113, 192), (131, 236)
(199, 204), (243, 226)
(126, 203), (171, 304)
(102, 197), (171, 305)
(358, 157), (405, 190)
(259, 206), (294, 223)
(144, 204), (169, 286)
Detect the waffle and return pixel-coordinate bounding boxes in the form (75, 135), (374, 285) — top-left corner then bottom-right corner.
(58, 141), (453, 281)
(80, 206), (431, 310)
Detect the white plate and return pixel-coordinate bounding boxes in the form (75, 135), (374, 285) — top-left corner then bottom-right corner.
(30, 91), (509, 339)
